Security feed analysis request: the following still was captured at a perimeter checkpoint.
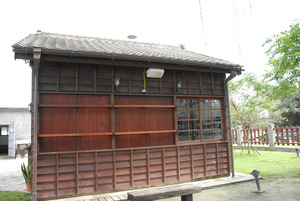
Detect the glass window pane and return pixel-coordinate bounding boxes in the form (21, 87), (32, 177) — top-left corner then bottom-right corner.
(176, 99), (187, 108)
(188, 99), (198, 108)
(190, 131), (200, 140)
(177, 110), (188, 120)
(213, 121), (222, 129)
(201, 110), (211, 119)
(212, 110), (221, 120)
(189, 120), (200, 130)
(203, 130), (213, 140)
(202, 120), (212, 129)
(178, 132), (189, 141)
(201, 100), (211, 109)
(212, 99), (221, 109)
(214, 130), (223, 139)
(178, 121), (188, 130)
(189, 110), (199, 119)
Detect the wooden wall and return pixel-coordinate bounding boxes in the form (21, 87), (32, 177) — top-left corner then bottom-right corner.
(38, 61), (225, 96)
(36, 60), (229, 199)
(36, 142), (229, 199)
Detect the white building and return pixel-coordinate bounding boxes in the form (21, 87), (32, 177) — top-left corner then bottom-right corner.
(0, 108), (31, 157)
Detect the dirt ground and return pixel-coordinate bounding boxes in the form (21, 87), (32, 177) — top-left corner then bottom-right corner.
(164, 178), (300, 201)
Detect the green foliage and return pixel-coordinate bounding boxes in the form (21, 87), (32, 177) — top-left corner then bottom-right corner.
(263, 21), (300, 97)
(274, 92), (300, 126)
(234, 150), (300, 180)
(229, 73), (274, 128)
(0, 191), (30, 201)
(21, 163), (31, 183)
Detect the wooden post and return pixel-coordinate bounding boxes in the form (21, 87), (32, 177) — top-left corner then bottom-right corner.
(268, 123), (275, 150)
(32, 47), (41, 201)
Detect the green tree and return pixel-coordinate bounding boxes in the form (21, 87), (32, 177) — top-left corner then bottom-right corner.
(229, 73), (274, 128)
(264, 21), (300, 97)
(273, 92), (300, 126)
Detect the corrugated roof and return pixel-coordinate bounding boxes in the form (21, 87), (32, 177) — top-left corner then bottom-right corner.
(13, 31), (242, 70)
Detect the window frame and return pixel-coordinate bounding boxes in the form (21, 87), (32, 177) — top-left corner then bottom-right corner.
(176, 97), (226, 143)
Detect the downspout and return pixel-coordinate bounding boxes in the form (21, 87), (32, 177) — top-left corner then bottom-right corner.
(225, 71), (238, 177)
(32, 47), (41, 201)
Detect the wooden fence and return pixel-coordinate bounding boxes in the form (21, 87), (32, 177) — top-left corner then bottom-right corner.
(232, 126), (300, 146)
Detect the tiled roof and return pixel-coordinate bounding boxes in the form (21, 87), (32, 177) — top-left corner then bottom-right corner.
(13, 31), (241, 70)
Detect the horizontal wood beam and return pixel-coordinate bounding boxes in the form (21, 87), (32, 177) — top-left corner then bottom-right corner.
(115, 130), (176, 135)
(114, 105), (175, 108)
(39, 132), (113, 137)
(14, 52), (233, 74)
(39, 104), (112, 108)
(39, 104), (175, 108)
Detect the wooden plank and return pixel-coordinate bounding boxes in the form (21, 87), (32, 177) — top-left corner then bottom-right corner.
(95, 152), (98, 192)
(127, 183), (202, 201)
(177, 146), (180, 181)
(190, 145), (194, 179)
(216, 143), (219, 175)
(115, 130), (176, 135)
(94, 65), (97, 93)
(113, 151), (116, 190)
(203, 144), (207, 178)
(56, 154), (59, 197)
(131, 149), (134, 187)
(39, 132), (113, 137)
(114, 105), (175, 108)
(76, 153), (79, 194)
(162, 147), (166, 183)
(147, 148), (150, 185)
(39, 104), (112, 108)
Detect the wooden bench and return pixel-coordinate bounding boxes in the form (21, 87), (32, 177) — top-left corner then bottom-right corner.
(127, 183), (202, 201)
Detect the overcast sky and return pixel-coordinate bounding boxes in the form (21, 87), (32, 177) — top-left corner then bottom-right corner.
(0, 0), (299, 107)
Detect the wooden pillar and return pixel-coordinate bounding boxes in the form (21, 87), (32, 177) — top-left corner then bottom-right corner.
(32, 47), (41, 201)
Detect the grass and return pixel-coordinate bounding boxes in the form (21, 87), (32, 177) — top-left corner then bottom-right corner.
(234, 149), (300, 180)
(0, 191), (30, 201)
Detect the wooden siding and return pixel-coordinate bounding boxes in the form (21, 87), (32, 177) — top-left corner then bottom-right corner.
(36, 142), (229, 199)
(38, 62), (225, 96)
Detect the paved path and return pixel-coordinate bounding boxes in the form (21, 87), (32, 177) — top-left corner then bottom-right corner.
(0, 155), (28, 192)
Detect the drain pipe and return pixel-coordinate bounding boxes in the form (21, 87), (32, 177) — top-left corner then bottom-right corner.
(225, 71), (238, 177)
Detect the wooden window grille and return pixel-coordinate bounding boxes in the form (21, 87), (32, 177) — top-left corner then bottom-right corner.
(176, 98), (224, 142)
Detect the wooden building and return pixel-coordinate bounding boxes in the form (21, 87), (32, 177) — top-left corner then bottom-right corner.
(13, 31), (242, 200)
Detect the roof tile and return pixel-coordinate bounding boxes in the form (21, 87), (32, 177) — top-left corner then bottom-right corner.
(13, 32), (241, 70)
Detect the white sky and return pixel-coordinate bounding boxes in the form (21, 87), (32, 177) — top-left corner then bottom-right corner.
(0, 0), (299, 107)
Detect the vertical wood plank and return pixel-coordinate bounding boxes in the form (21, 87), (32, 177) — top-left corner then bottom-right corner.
(75, 64), (78, 92)
(76, 153), (79, 194)
(160, 78), (163, 94)
(216, 143), (219, 175)
(174, 96), (178, 145)
(187, 72), (190, 95)
(111, 94), (115, 149)
(173, 71), (177, 95)
(190, 145), (194, 179)
(211, 73), (215, 95)
(162, 147), (166, 183)
(203, 144), (207, 178)
(112, 67), (115, 93)
(199, 72), (203, 95)
(113, 151), (116, 190)
(95, 152), (98, 192)
(56, 154), (59, 197)
(147, 148), (150, 185)
(131, 149), (134, 187)
(177, 146), (180, 181)
(56, 64), (59, 92)
(94, 65), (97, 93)
(129, 69), (132, 94)
(199, 99), (203, 141)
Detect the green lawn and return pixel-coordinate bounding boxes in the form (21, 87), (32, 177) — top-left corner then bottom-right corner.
(0, 191), (30, 201)
(234, 149), (300, 180)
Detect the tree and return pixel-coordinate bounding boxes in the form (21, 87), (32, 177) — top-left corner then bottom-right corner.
(229, 73), (274, 129)
(273, 92), (300, 126)
(264, 21), (300, 97)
